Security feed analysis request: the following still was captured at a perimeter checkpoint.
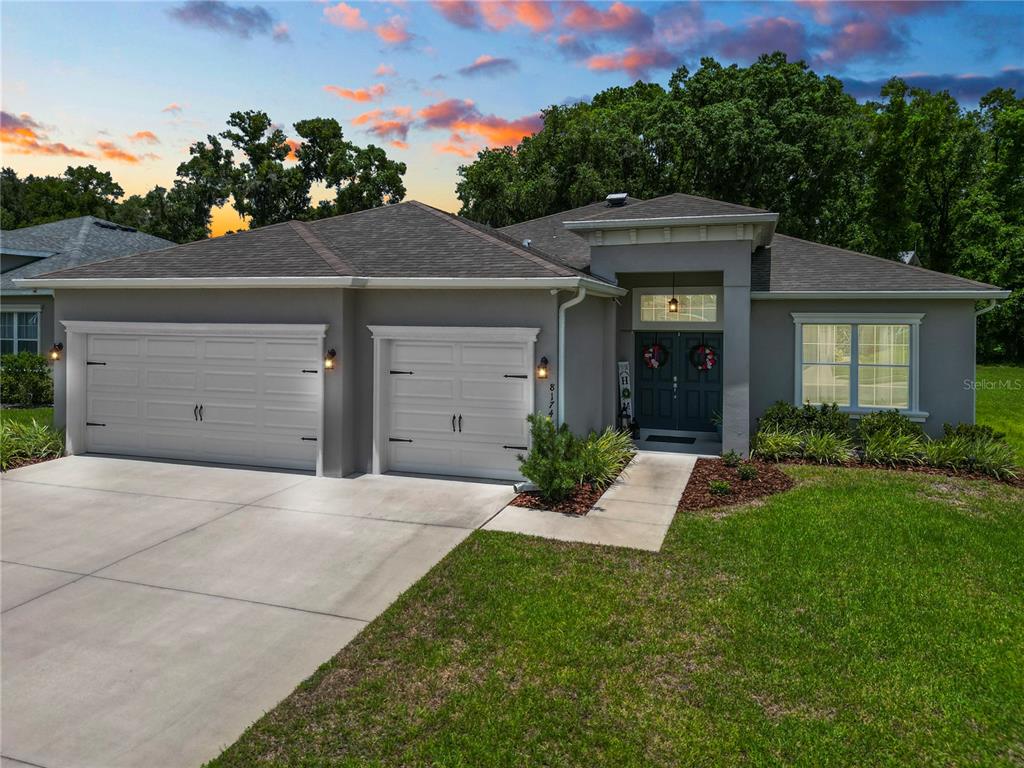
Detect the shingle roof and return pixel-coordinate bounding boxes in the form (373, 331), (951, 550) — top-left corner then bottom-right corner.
(501, 194), (1003, 294)
(752, 235), (1001, 292)
(30, 201), (587, 282)
(2, 216), (174, 290)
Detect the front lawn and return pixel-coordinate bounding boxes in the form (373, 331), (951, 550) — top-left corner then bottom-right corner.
(0, 406), (53, 427)
(210, 467), (1024, 767)
(977, 364), (1024, 461)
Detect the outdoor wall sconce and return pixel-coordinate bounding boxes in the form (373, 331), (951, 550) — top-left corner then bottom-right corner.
(324, 348), (337, 370)
(49, 342), (64, 362)
(536, 356), (549, 379)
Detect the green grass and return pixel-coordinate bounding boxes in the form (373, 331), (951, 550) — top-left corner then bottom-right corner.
(977, 364), (1024, 461)
(0, 406), (53, 427)
(210, 467), (1024, 767)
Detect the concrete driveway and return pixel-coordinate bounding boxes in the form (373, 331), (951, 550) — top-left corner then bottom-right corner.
(1, 455), (514, 768)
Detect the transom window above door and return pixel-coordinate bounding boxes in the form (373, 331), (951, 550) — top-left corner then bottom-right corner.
(638, 291), (719, 324)
(0, 309), (40, 355)
(792, 313), (924, 416)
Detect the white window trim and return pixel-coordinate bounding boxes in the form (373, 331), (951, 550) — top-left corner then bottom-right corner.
(1, 305), (42, 354)
(632, 286), (724, 330)
(791, 313), (928, 420)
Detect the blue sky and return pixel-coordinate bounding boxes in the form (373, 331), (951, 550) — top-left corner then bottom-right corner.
(2, 0), (1022, 234)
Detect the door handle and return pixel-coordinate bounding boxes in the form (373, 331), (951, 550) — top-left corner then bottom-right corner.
(199, 404), (204, 422)
(452, 414), (456, 432)
(458, 414), (462, 432)
(194, 404), (199, 421)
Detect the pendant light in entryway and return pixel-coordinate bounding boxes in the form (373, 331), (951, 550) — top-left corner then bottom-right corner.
(668, 272), (679, 313)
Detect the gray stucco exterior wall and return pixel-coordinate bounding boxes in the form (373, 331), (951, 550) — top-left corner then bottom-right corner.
(749, 299), (978, 437)
(562, 292), (614, 435)
(2, 294), (55, 359)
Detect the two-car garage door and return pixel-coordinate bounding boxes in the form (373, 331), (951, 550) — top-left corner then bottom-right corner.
(74, 324), (324, 472)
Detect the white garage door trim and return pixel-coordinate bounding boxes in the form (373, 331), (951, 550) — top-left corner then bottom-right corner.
(369, 325), (539, 480)
(61, 321), (329, 474)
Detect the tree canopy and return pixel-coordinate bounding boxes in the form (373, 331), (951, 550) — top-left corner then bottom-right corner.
(455, 54), (1023, 361)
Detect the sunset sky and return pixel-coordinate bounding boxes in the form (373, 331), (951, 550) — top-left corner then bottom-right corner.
(2, 0), (1022, 235)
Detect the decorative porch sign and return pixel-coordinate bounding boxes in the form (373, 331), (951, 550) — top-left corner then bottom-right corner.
(617, 361), (632, 425)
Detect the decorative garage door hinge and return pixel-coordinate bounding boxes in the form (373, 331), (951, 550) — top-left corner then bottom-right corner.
(389, 370), (414, 375)
(86, 361), (107, 366)
(86, 421), (106, 427)
(389, 437), (413, 443)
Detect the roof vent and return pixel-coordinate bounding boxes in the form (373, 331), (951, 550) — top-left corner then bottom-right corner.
(606, 192), (628, 207)
(522, 238), (532, 248)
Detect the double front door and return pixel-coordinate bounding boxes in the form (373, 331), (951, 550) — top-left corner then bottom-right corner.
(634, 332), (723, 432)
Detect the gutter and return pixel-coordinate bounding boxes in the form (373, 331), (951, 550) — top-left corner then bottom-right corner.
(13, 274), (626, 297)
(751, 290), (1011, 300)
(557, 286), (587, 425)
(974, 298), (1000, 316)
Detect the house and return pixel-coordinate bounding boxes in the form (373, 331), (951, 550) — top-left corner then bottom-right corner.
(17, 194), (1008, 480)
(1, 216), (173, 357)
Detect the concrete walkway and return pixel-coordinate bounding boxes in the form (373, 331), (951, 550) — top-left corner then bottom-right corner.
(484, 451), (697, 551)
(1, 455), (514, 768)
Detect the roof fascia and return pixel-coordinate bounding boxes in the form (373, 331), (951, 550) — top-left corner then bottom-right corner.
(563, 212), (778, 231)
(751, 290), (1011, 300)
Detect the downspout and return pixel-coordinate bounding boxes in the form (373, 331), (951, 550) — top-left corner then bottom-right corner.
(972, 299), (1000, 420)
(557, 286), (587, 425)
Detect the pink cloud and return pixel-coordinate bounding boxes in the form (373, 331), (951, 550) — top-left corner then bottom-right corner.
(353, 107), (414, 142)
(458, 54), (518, 76)
(127, 130), (160, 144)
(717, 16), (810, 62)
(563, 1), (653, 40)
(323, 1), (368, 30)
(585, 46), (677, 78)
(0, 111), (91, 158)
(390, 140), (408, 150)
(161, 102), (184, 114)
(375, 15), (411, 44)
(816, 19), (904, 67)
(430, 0), (480, 28)
(375, 63), (397, 76)
(418, 98), (541, 146)
(434, 132), (480, 158)
(479, 1), (553, 32)
(284, 137), (301, 160)
(96, 139), (145, 164)
(323, 83), (388, 102)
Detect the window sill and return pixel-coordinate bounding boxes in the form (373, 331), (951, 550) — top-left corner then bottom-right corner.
(841, 407), (929, 423)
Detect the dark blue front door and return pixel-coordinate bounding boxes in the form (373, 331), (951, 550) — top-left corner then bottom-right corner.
(635, 332), (723, 432)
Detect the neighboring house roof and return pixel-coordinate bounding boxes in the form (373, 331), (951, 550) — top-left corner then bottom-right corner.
(1, 216), (174, 291)
(30, 201), (589, 282)
(501, 194), (1003, 295)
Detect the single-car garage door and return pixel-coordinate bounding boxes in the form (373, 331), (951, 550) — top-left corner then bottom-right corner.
(67, 322), (326, 472)
(372, 326), (537, 481)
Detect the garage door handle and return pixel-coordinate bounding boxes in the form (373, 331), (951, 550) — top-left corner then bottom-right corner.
(86, 421), (106, 427)
(452, 414), (456, 432)
(504, 374), (528, 379)
(389, 370), (414, 375)
(194, 404), (199, 421)
(300, 437), (317, 442)
(86, 361), (106, 366)
(503, 445), (528, 451)
(301, 369), (318, 374)
(198, 405), (204, 422)
(389, 437), (413, 443)
(458, 414), (462, 432)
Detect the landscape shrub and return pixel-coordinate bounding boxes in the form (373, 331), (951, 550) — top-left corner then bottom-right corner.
(801, 431), (853, 464)
(920, 431), (1018, 480)
(942, 422), (1007, 443)
(517, 414), (583, 503)
(758, 401), (851, 437)
(922, 436), (973, 471)
(708, 479), (731, 495)
(721, 449), (742, 467)
(857, 410), (924, 441)
(752, 429), (803, 461)
(578, 427), (634, 487)
(966, 439), (1019, 480)
(737, 463), (758, 481)
(0, 418), (63, 471)
(0, 352), (53, 407)
(863, 431), (924, 467)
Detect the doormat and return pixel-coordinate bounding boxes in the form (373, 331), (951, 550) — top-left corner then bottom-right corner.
(646, 435), (697, 444)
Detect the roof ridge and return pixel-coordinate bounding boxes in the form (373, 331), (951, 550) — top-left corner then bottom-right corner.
(407, 201), (574, 277)
(773, 233), (999, 290)
(288, 220), (358, 277)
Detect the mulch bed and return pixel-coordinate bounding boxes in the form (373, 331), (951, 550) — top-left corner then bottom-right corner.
(1, 455), (57, 472)
(511, 482), (607, 516)
(678, 458), (795, 511)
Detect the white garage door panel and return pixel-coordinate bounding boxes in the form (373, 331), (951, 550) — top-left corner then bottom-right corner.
(385, 336), (533, 481)
(83, 329), (322, 472)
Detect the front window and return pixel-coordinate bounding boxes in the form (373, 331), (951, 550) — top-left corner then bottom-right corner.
(640, 293), (717, 323)
(794, 314), (920, 413)
(0, 310), (40, 355)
